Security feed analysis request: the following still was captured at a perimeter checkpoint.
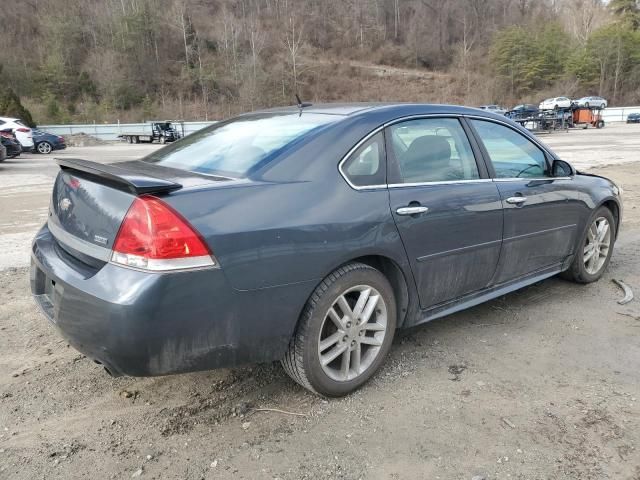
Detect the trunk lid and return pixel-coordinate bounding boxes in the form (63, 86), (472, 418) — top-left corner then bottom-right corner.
(48, 158), (232, 262)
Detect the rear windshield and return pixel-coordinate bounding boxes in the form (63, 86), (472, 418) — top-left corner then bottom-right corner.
(143, 112), (338, 177)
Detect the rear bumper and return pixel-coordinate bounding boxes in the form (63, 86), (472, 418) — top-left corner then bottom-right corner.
(30, 225), (309, 376)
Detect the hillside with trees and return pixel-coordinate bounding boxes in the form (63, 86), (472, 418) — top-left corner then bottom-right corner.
(1, 0), (639, 124)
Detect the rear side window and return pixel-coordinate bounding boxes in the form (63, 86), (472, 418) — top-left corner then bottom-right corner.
(388, 118), (480, 183)
(471, 119), (548, 178)
(341, 132), (385, 187)
(143, 113), (338, 177)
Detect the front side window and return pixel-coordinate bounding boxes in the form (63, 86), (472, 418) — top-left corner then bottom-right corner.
(342, 132), (385, 187)
(144, 113), (339, 177)
(471, 119), (548, 179)
(388, 118), (480, 183)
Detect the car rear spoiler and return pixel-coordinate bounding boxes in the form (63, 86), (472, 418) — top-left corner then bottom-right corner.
(56, 158), (182, 195)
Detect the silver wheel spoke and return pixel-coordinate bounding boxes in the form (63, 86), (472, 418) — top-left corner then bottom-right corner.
(583, 248), (596, 262)
(322, 344), (348, 366)
(352, 288), (371, 320)
(363, 322), (385, 332)
(337, 295), (354, 318)
(359, 295), (379, 324)
(319, 331), (342, 352)
(596, 222), (609, 242)
(327, 307), (345, 329)
(340, 348), (351, 377)
(351, 344), (361, 374)
(360, 336), (383, 346)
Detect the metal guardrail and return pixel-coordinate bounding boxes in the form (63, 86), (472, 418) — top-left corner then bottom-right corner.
(37, 106), (640, 141)
(38, 121), (217, 141)
(600, 106), (640, 123)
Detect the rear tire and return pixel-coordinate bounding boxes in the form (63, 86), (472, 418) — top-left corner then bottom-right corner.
(561, 206), (615, 283)
(36, 141), (52, 154)
(282, 262), (396, 397)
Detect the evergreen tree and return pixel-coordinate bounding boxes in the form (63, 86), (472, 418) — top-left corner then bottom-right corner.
(609, 0), (640, 28)
(0, 88), (35, 127)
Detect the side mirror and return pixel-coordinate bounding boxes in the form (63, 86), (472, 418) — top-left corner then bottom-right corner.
(551, 159), (574, 177)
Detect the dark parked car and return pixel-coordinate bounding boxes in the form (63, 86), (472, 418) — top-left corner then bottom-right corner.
(0, 129), (22, 158)
(627, 112), (640, 123)
(30, 104), (623, 396)
(506, 104), (539, 120)
(33, 129), (66, 154)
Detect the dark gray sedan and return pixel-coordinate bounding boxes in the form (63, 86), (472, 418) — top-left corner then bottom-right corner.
(30, 104), (623, 396)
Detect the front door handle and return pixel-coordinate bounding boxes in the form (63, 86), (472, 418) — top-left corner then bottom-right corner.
(396, 206), (429, 215)
(506, 196), (527, 205)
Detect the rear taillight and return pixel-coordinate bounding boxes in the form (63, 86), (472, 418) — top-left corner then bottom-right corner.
(111, 195), (217, 271)
(16, 128), (30, 133)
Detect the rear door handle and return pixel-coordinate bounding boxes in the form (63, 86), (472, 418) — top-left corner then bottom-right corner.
(396, 206), (429, 215)
(506, 196), (527, 205)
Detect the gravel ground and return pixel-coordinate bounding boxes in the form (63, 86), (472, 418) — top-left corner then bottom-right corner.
(0, 125), (639, 479)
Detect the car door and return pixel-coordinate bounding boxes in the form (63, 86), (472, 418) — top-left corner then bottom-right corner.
(468, 118), (580, 283)
(387, 117), (503, 309)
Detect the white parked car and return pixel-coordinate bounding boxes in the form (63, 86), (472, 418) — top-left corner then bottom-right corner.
(539, 97), (572, 110)
(575, 96), (607, 109)
(0, 117), (34, 150)
(478, 105), (507, 115)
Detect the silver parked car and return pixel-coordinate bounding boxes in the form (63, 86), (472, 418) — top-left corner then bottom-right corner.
(478, 105), (507, 115)
(575, 96), (607, 109)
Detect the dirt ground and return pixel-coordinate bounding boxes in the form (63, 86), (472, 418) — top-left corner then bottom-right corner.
(0, 126), (639, 479)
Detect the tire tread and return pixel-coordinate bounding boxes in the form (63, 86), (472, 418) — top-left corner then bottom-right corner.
(281, 262), (379, 395)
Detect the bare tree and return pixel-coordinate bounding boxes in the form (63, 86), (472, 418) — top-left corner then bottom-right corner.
(284, 13), (304, 94)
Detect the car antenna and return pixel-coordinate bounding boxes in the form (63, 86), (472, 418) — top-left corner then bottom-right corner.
(295, 94), (312, 115)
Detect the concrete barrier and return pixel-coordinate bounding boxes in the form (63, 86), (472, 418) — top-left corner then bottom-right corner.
(38, 121), (217, 141)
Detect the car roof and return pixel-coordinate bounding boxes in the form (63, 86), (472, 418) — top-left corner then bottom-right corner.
(252, 102), (507, 119)
(0, 117), (19, 122)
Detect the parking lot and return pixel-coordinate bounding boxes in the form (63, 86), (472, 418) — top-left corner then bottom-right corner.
(1, 124), (639, 479)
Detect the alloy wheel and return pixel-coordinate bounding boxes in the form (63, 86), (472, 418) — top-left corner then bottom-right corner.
(37, 142), (52, 154)
(317, 285), (388, 382)
(584, 216), (611, 275)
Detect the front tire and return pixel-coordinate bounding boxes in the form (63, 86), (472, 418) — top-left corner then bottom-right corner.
(282, 262), (396, 396)
(562, 207), (615, 283)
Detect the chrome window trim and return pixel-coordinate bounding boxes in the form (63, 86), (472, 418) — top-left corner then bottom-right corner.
(337, 113), (572, 191)
(388, 179), (493, 188)
(48, 218), (112, 262)
(338, 125), (387, 191)
(493, 176), (572, 182)
(339, 114), (485, 191)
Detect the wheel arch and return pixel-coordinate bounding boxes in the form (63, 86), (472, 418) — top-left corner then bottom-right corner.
(599, 198), (621, 238)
